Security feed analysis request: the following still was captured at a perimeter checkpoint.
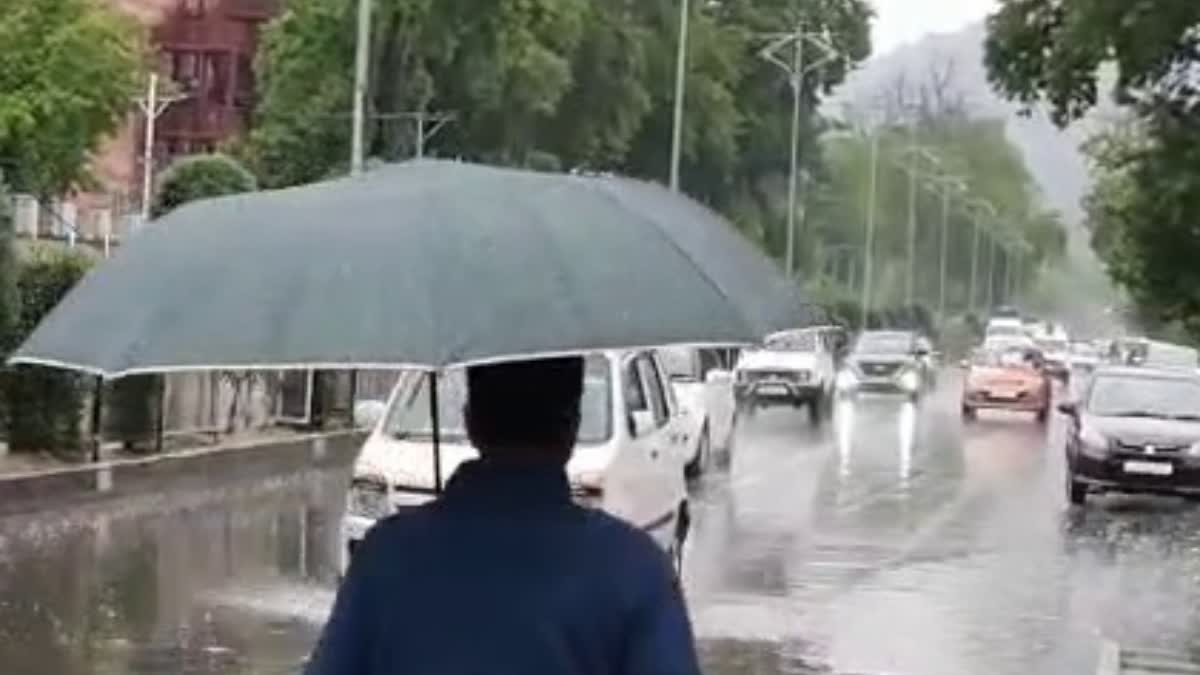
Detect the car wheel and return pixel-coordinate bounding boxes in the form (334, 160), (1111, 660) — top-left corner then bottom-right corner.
(1036, 407), (1049, 424)
(1066, 471), (1087, 506)
(961, 404), (976, 421)
(808, 397), (823, 425)
(670, 502), (690, 579)
(684, 425), (710, 479)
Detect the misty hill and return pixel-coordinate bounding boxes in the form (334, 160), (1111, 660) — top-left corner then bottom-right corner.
(827, 22), (1101, 228)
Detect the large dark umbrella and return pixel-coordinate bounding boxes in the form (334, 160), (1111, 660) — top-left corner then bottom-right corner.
(10, 160), (816, 376)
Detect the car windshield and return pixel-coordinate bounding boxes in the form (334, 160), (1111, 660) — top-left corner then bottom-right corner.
(854, 333), (912, 354)
(972, 347), (1036, 368)
(383, 354), (613, 444)
(1087, 375), (1200, 419)
(764, 331), (817, 352)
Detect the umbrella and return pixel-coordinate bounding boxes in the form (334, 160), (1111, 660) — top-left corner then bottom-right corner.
(10, 159), (817, 377)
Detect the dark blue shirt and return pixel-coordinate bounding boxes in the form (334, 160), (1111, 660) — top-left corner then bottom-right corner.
(305, 459), (702, 675)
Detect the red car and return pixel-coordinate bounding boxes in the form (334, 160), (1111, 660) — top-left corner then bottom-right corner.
(961, 345), (1052, 423)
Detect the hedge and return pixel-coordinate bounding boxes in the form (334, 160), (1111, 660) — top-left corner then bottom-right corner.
(0, 247), (94, 454)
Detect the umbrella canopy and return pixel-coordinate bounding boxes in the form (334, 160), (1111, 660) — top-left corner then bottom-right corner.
(10, 160), (818, 377)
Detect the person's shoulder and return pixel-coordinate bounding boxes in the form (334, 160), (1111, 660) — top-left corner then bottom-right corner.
(576, 506), (667, 561)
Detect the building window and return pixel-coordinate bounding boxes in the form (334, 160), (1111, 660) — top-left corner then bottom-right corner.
(182, 0), (206, 17)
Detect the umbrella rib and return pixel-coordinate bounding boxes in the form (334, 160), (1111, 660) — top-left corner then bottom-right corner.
(584, 180), (755, 330)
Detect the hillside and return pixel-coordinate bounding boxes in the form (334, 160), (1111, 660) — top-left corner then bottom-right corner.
(827, 21), (1104, 228)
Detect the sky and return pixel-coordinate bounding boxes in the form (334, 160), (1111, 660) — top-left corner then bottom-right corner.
(870, 0), (998, 55)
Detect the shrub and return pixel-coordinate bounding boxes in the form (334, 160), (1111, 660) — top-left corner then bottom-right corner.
(151, 153), (258, 219)
(1, 248), (94, 454)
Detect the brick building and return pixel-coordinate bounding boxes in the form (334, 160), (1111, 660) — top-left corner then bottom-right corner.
(55, 0), (280, 243)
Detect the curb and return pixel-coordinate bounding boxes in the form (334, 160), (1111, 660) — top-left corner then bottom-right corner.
(0, 430), (367, 518)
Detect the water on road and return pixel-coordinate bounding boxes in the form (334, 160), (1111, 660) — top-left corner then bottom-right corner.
(4, 374), (1200, 674)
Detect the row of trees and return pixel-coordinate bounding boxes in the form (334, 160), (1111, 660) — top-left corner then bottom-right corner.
(985, 0), (1200, 340)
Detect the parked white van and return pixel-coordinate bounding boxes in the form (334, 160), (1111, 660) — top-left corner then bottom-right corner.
(343, 350), (692, 574)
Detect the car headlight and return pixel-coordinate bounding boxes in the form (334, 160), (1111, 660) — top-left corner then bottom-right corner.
(835, 369), (858, 390)
(1078, 425), (1111, 457)
(1188, 441), (1200, 457)
(898, 369), (920, 391)
(347, 481), (392, 520)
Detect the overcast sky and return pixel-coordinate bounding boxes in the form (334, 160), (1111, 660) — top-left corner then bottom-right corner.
(871, 0), (997, 55)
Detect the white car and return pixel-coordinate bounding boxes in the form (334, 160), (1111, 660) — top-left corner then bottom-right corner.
(655, 346), (736, 477)
(343, 350), (692, 574)
(733, 327), (837, 424)
(985, 317), (1026, 341)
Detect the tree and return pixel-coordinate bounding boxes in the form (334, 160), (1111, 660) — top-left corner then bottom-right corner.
(0, 0), (142, 195)
(1, 247), (94, 454)
(0, 177), (17, 353)
(985, 0), (1200, 337)
(151, 153), (259, 219)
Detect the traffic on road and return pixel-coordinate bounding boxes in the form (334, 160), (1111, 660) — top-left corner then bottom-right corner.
(5, 311), (1200, 674)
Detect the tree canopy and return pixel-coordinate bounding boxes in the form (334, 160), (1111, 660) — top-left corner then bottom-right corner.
(242, 0), (873, 266)
(0, 0), (142, 195)
(152, 153), (259, 219)
(985, 0), (1200, 338)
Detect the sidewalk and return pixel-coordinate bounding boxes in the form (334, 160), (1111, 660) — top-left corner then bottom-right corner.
(0, 426), (366, 518)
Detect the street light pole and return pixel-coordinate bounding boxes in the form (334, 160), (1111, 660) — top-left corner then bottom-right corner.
(350, 0), (372, 176)
(938, 181), (951, 323)
(986, 234), (997, 310)
(760, 25), (837, 280)
(135, 73), (186, 222)
(668, 0), (690, 192)
(905, 136), (918, 306)
(859, 129), (880, 329)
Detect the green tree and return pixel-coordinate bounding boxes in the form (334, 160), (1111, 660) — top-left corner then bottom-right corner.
(151, 153), (259, 219)
(986, 0), (1200, 337)
(0, 178), (17, 353)
(0, 0), (142, 195)
(1, 247), (94, 454)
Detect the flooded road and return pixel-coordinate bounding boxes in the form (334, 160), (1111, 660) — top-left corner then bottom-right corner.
(4, 373), (1200, 674)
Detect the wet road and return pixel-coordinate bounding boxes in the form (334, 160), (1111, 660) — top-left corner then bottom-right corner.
(4, 373), (1200, 674)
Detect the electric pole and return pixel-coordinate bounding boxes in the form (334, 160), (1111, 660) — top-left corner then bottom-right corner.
(351, 0), (372, 176)
(669, 0), (690, 192)
(135, 73), (186, 222)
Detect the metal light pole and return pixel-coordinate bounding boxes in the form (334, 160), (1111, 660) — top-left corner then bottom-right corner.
(668, 0), (690, 192)
(986, 234), (998, 310)
(760, 25), (838, 279)
(937, 181), (952, 323)
(350, 0), (372, 176)
(859, 129), (880, 329)
(905, 141), (918, 306)
(967, 199), (995, 314)
(135, 73), (186, 222)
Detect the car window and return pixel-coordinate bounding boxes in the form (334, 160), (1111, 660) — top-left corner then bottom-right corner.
(656, 347), (699, 381)
(1086, 375), (1200, 418)
(765, 331), (817, 351)
(854, 333), (913, 354)
(382, 354), (614, 444)
(637, 354), (670, 428)
(624, 358), (647, 414)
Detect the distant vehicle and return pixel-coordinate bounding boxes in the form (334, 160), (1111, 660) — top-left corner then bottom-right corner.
(1060, 366), (1200, 506)
(342, 350), (692, 574)
(1110, 337), (1199, 371)
(656, 346), (736, 476)
(983, 333), (1037, 353)
(960, 345), (1052, 423)
(734, 327), (837, 424)
(992, 306), (1021, 320)
(1068, 340), (1103, 373)
(837, 330), (932, 401)
(1034, 335), (1071, 381)
(985, 317), (1026, 341)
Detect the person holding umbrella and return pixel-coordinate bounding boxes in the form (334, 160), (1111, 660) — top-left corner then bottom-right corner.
(304, 356), (702, 674)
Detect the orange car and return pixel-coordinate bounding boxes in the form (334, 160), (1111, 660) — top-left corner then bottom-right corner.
(961, 345), (1052, 423)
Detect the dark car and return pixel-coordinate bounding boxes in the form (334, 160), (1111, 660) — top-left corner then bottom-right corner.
(1061, 366), (1200, 506)
(837, 330), (933, 401)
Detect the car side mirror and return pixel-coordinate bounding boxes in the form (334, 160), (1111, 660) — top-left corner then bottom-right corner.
(353, 399), (387, 429)
(705, 369), (732, 385)
(1057, 402), (1078, 417)
(628, 409), (656, 438)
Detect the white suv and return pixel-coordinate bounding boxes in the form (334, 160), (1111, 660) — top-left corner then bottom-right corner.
(343, 350), (692, 574)
(733, 327), (837, 424)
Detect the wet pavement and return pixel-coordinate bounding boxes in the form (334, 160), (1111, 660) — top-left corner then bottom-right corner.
(4, 372), (1200, 674)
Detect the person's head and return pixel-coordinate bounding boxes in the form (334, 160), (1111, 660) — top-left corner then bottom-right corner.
(465, 356), (584, 464)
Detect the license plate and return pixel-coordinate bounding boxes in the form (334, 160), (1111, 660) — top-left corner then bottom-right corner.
(757, 383), (790, 395)
(989, 391), (1019, 401)
(1123, 460), (1173, 476)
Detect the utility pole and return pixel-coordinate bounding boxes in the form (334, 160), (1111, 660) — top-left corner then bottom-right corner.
(860, 129), (880, 329)
(760, 24), (838, 280)
(668, 0), (690, 192)
(350, 0), (372, 176)
(135, 73), (186, 222)
(938, 182), (951, 324)
(986, 234), (998, 310)
(905, 144), (918, 306)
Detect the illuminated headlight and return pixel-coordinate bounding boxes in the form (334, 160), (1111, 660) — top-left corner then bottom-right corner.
(1078, 425), (1111, 458)
(898, 369), (920, 391)
(1188, 441), (1200, 457)
(835, 369), (858, 390)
